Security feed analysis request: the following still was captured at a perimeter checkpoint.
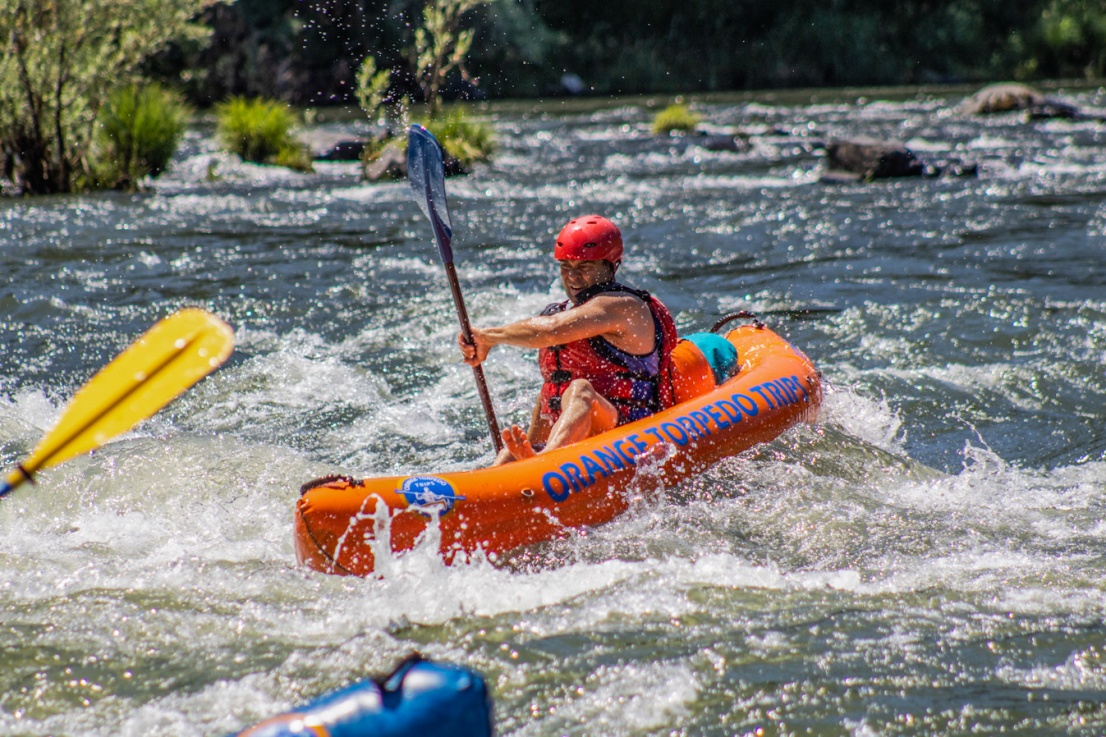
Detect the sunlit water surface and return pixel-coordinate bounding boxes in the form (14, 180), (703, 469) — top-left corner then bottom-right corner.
(1, 87), (1105, 736)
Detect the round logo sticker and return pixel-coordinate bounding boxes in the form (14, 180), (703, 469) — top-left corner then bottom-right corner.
(399, 476), (465, 517)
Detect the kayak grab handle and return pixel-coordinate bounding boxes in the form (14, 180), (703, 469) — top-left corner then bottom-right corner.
(711, 311), (764, 333)
(299, 474), (356, 496)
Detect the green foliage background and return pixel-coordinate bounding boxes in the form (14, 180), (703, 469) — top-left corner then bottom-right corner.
(149, 0), (1106, 106)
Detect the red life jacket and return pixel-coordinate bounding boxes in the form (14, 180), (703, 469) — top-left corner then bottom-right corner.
(538, 282), (678, 425)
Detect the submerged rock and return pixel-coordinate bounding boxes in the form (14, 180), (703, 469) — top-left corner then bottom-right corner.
(301, 128), (371, 161)
(316, 140), (366, 161)
(696, 133), (752, 153)
(820, 138), (977, 183)
(821, 138), (925, 182)
(361, 143), (469, 182)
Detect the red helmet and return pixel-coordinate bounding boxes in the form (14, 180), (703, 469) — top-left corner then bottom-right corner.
(554, 215), (623, 263)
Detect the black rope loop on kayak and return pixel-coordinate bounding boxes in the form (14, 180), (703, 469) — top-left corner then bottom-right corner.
(299, 474), (356, 496)
(711, 311), (764, 333)
(378, 652), (426, 692)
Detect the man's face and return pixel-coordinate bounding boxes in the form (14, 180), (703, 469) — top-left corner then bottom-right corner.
(559, 259), (614, 301)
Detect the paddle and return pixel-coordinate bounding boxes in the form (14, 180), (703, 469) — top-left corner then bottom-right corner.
(0, 308), (234, 498)
(406, 124), (503, 453)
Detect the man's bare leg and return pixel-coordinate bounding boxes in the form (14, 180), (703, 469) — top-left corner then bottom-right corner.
(493, 380), (618, 465)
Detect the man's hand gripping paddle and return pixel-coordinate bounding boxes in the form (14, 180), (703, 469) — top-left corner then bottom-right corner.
(406, 124), (503, 453)
(0, 308), (234, 498)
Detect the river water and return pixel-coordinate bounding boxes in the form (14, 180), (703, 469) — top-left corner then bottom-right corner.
(1, 85), (1105, 736)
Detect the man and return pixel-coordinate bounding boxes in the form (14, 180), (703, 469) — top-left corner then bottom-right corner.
(459, 215), (678, 465)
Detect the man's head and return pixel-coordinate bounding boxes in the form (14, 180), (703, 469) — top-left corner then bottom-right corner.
(555, 215), (621, 301)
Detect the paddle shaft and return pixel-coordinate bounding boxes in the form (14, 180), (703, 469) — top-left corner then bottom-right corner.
(445, 261), (504, 453)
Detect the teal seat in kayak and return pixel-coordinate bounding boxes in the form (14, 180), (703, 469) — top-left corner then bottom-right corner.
(684, 332), (738, 384)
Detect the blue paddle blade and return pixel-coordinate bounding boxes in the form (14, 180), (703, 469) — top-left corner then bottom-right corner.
(407, 124), (454, 263)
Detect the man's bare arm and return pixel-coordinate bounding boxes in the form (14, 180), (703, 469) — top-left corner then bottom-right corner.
(483, 295), (650, 348)
(459, 294), (655, 366)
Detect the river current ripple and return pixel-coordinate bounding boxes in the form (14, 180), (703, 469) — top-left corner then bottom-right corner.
(1, 87), (1105, 736)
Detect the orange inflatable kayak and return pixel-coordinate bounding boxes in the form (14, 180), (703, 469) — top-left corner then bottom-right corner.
(294, 322), (821, 576)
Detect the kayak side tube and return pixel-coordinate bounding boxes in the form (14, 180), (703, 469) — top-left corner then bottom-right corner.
(294, 324), (822, 576)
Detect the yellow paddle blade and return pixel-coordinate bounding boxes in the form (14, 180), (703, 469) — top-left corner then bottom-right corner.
(1, 308), (234, 495)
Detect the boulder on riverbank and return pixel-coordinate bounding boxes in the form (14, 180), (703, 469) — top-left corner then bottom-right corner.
(300, 128), (373, 161)
(362, 143), (407, 181)
(958, 83), (1079, 118)
(316, 140), (367, 161)
(820, 138), (978, 183)
(360, 142), (470, 182)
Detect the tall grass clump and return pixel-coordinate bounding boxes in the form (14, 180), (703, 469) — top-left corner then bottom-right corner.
(89, 83), (190, 191)
(215, 97), (312, 171)
(652, 104), (701, 135)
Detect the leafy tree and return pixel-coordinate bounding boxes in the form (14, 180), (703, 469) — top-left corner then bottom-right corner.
(0, 0), (213, 195)
(1026, 0), (1106, 77)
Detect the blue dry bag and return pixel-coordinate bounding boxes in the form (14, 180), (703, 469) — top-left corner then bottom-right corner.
(231, 655), (493, 737)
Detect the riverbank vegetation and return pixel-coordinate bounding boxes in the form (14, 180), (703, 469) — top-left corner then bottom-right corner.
(3, 0), (1106, 195)
(425, 107), (496, 167)
(358, 0), (496, 176)
(652, 104), (702, 135)
(0, 0), (213, 195)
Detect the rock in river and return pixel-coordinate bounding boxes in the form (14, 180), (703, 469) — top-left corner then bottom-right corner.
(820, 138), (978, 183)
(958, 82), (1079, 118)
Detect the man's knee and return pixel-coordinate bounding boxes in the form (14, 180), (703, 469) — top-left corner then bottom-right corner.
(562, 378), (599, 403)
(561, 379), (618, 431)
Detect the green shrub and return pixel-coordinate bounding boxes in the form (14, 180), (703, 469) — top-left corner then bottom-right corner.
(361, 107), (495, 177)
(360, 134), (395, 162)
(652, 104), (701, 135)
(425, 107), (496, 168)
(355, 55), (393, 124)
(270, 144), (315, 172)
(89, 83), (190, 190)
(215, 97), (313, 171)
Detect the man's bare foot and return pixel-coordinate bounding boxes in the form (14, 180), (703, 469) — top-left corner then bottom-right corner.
(502, 425), (537, 461)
